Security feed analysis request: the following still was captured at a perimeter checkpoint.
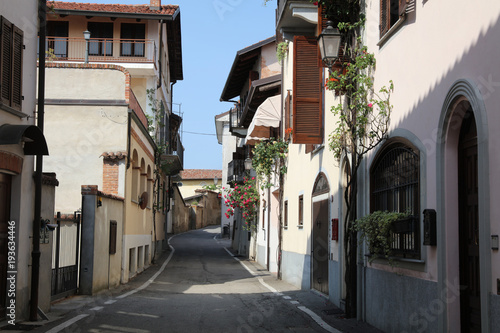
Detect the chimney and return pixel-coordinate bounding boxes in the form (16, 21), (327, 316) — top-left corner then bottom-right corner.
(150, 0), (160, 10)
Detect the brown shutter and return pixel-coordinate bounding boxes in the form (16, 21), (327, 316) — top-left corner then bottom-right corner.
(284, 91), (291, 141)
(380, 0), (390, 37)
(1, 17), (12, 106)
(317, 5), (328, 36)
(12, 26), (22, 110)
(293, 36), (322, 144)
(305, 144), (315, 153)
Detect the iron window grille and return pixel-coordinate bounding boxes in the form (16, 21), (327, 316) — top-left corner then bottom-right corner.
(371, 142), (420, 259)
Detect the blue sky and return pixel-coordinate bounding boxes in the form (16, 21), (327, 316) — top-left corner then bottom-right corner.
(82, 0), (276, 170)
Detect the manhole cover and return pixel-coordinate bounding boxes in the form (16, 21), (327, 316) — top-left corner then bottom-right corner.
(0, 323), (42, 331)
(323, 308), (344, 315)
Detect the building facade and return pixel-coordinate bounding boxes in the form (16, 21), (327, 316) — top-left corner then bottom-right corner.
(42, 0), (183, 285)
(0, 0), (51, 322)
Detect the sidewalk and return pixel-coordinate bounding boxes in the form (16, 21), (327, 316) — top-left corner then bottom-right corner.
(1, 234), (383, 333)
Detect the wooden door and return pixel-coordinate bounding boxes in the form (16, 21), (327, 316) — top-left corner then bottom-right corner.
(458, 112), (481, 333)
(312, 199), (329, 295)
(0, 173), (11, 319)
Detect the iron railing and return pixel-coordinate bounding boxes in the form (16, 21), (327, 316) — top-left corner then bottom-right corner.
(41, 36), (155, 63)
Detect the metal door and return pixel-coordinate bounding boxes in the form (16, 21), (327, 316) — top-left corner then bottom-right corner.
(312, 199), (329, 295)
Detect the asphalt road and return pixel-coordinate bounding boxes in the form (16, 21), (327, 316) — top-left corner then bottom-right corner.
(33, 226), (340, 333)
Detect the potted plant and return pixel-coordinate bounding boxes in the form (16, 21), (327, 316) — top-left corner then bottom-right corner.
(353, 210), (408, 265)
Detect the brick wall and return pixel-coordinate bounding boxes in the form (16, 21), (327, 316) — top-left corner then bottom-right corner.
(103, 159), (120, 195)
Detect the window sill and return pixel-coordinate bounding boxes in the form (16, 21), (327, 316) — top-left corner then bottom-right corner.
(377, 15), (407, 47)
(0, 103), (28, 119)
(297, 225), (304, 229)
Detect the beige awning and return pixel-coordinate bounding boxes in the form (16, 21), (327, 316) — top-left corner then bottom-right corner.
(245, 94), (281, 145)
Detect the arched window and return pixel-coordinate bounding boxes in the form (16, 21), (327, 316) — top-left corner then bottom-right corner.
(370, 139), (420, 259)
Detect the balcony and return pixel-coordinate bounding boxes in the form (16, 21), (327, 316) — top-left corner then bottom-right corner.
(276, 0), (318, 36)
(227, 159), (245, 185)
(42, 37), (156, 63)
(160, 113), (184, 176)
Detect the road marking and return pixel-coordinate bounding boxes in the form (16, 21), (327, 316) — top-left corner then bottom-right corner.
(283, 296), (292, 300)
(117, 235), (177, 299)
(116, 311), (160, 318)
(104, 300), (116, 305)
(89, 306), (103, 311)
(224, 246), (339, 333)
(297, 306), (342, 333)
(45, 314), (89, 333)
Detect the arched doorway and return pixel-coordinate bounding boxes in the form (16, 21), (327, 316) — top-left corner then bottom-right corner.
(312, 173), (330, 295)
(458, 107), (480, 332)
(437, 80), (490, 333)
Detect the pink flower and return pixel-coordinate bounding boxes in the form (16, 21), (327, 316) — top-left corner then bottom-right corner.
(251, 177), (255, 180)
(368, 103), (373, 108)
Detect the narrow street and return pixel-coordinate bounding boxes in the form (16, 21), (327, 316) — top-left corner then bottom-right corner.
(31, 226), (373, 333)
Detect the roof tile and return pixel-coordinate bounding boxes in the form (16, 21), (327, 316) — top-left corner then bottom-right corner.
(180, 169), (222, 180)
(51, 1), (178, 15)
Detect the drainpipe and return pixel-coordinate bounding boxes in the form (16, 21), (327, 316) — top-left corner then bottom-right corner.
(30, 0), (47, 321)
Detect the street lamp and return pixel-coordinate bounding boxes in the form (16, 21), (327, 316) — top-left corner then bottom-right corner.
(83, 30), (91, 63)
(318, 21), (342, 72)
(244, 156), (252, 171)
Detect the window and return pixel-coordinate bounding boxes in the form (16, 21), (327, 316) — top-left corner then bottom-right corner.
(284, 200), (288, 228)
(46, 21), (68, 58)
(371, 139), (420, 259)
(262, 199), (266, 229)
(0, 16), (23, 112)
(380, 0), (408, 38)
(120, 23), (145, 57)
(298, 195), (304, 227)
(88, 22), (113, 56)
(292, 36), (322, 144)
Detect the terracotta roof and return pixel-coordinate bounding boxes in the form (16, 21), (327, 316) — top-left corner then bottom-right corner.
(180, 169), (222, 180)
(51, 1), (178, 16)
(101, 151), (127, 160)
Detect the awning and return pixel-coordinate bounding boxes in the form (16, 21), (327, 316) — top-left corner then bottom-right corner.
(0, 124), (49, 155)
(245, 95), (281, 145)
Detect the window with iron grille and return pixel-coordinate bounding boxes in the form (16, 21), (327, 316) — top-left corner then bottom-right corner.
(298, 195), (304, 227)
(371, 139), (420, 259)
(0, 16), (23, 112)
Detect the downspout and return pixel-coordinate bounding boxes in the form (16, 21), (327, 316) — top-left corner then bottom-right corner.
(30, 0), (47, 321)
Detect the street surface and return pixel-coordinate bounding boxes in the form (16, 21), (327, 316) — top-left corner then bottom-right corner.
(30, 226), (378, 333)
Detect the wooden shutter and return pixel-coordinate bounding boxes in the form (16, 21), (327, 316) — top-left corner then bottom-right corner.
(305, 144), (315, 153)
(380, 0), (390, 37)
(1, 17), (12, 107)
(293, 36), (322, 144)
(12, 26), (22, 110)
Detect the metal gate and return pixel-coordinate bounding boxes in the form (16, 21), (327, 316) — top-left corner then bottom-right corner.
(51, 212), (81, 300)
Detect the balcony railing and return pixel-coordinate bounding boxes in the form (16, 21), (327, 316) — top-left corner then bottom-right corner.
(227, 159), (245, 185)
(41, 37), (155, 63)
